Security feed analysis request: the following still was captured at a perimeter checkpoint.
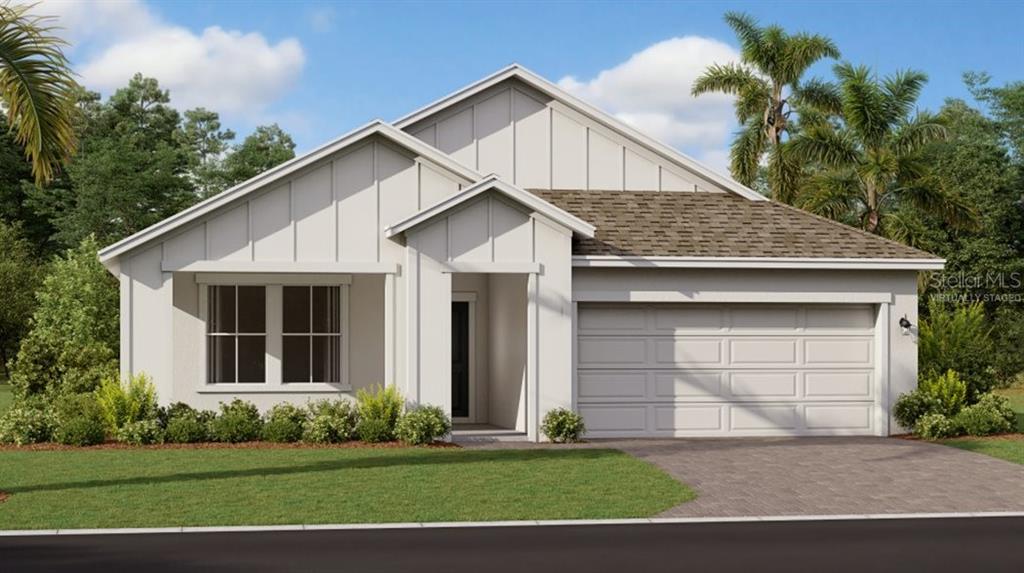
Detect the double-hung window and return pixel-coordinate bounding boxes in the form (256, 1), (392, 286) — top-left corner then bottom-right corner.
(283, 286), (343, 383)
(207, 285), (266, 383)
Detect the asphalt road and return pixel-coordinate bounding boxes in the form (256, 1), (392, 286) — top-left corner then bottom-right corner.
(2, 517), (1022, 572)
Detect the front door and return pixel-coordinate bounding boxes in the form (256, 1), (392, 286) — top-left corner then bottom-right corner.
(451, 301), (470, 418)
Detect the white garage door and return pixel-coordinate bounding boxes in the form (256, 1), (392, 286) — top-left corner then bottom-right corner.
(576, 304), (880, 437)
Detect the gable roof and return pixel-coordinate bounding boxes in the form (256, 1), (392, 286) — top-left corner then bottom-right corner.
(393, 64), (767, 202)
(97, 121), (483, 266)
(532, 189), (943, 268)
(385, 175), (595, 239)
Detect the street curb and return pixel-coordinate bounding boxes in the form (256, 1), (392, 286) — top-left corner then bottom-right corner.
(2, 511), (1023, 537)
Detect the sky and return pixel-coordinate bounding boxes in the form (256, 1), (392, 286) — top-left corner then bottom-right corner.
(34, 0), (1024, 173)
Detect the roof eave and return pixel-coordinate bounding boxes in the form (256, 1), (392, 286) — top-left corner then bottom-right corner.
(573, 255), (946, 271)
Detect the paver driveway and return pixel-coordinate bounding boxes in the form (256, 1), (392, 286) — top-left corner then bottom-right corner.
(611, 437), (1024, 517)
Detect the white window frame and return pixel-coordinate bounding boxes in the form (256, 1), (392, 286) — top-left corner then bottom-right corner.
(205, 285), (268, 384)
(197, 274), (351, 393)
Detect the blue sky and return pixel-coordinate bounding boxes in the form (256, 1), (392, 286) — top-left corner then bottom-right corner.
(39, 0), (1024, 171)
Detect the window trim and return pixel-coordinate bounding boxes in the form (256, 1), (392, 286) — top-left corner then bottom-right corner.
(198, 278), (351, 393)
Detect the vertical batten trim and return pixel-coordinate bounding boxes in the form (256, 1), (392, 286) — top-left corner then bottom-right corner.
(487, 196), (495, 262)
(289, 182), (297, 262)
(584, 127), (590, 191)
(548, 107), (554, 189)
(510, 88), (517, 185)
(247, 201), (254, 260)
(332, 160), (339, 263)
(373, 141), (381, 263)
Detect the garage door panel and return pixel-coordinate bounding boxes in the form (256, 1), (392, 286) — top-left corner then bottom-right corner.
(578, 306), (647, 333)
(576, 304), (879, 437)
(729, 339), (798, 364)
(654, 371), (724, 399)
(653, 338), (722, 367)
(805, 371), (873, 398)
(730, 405), (799, 430)
(804, 338), (872, 365)
(729, 372), (798, 398)
(655, 405), (723, 431)
(805, 405), (872, 430)
(578, 337), (646, 367)
(577, 371), (647, 399)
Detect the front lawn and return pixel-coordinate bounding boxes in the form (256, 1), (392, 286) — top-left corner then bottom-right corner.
(0, 447), (694, 530)
(940, 386), (1024, 465)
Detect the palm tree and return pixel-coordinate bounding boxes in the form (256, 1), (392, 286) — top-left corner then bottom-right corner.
(692, 11), (840, 203)
(0, 3), (78, 184)
(792, 63), (974, 241)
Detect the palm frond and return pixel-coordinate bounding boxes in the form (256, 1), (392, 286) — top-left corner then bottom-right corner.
(691, 63), (763, 97)
(0, 3), (79, 184)
(734, 78), (771, 123)
(883, 69), (928, 123)
(791, 124), (861, 168)
(729, 118), (767, 186)
(781, 34), (840, 83)
(723, 11), (765, 65)
(767, 141), (804, 204)
(898, 179), (978, 231)
(795, 168), (862, 222)
(792, 78), (842, 116)
(834, 62), (889, 147)
(890, 112), (947, 155)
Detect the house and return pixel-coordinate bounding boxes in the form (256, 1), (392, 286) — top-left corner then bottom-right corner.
(98, 65), (943, 440)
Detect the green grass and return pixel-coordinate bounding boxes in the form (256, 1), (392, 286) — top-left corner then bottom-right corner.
(941, 387), (1024, 465)
(0, 384), (11, 415)
(0, 447), (694, 530)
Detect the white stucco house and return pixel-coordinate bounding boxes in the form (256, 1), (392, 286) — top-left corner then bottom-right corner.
(98, 65), (943, 441)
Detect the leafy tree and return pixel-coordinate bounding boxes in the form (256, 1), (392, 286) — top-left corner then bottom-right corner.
(8, 236), (119, 399)
(0, 111), (55, 251)
(221, 123), (296, 189)
(792, 64), (974, 239)
(0, 221), (42, 379)
(692, 11), (840, 202)
(178, 107), (235, 198)
(966, 72), (1024, 156)
(0, 4), (79, 184)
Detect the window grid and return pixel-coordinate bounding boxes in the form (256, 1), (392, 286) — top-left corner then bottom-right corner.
(207, 285), (266, 384)
(282, 286), (342, 384)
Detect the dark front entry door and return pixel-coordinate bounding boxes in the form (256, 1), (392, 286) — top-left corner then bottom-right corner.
(451, 301), (470, 418)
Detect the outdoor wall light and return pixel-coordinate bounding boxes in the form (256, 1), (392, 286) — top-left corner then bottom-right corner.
(899, 315), (913, 335)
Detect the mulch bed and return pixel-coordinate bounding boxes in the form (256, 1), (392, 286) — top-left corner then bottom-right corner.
(0, 440), (461, 452)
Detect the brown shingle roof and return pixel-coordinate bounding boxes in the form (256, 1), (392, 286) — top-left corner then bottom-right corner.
(530, 190), (937, 259)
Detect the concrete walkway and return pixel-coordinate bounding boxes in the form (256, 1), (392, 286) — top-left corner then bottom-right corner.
(462, 437), (1024, 517)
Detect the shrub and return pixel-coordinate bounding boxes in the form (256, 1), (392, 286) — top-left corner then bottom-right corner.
(953, 394), (1016, 436)
(262, 403), (308, 443)
(893, 389), (939, 430)
(53, 393), (107, 446)
(95, 373), (159, 434)
(541, 408), (586, 443)
(116, 419), (165, 445)
(158, 402), (199, 428)
(8, 237), (119, 399)
(396, 405), (451, 445)
(0, 221), (43, 383)
(164, 408), (215, 444)
(919, 300), (994, 401)
(209, 399), (263, 443)
(355, 385), (403, 442)
(0, 403), (57, 445)
(918, 370), (968, 417)
(303, 399), (358, 444)
(915, 413), (961, 440)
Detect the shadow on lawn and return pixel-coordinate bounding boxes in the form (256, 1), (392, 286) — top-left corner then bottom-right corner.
(7, 449), (623, 495)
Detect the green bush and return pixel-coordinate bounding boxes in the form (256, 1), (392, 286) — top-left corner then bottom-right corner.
(303, 399), (358, 444)
(541, 408), (586, 443)
(95, 373), (159, 434)
(395, 405), (451, 445)
(893, 389), (939, 430)
(355, 385), (404, 442)
(915, 413), (960, 440)
(8, 237), (120, 399)
(209, 399), (263, 443)
(116, 419), (165, 445)
(0, 403), (57, 445)
(919, 300), (994, 401)
(0, 221), (43, 384)
(158, 402), (199, 428)
(53, 393), (107, 446)
(164, 408), (214, 444)
(262, 403), (308, 443)
(918, 370), (968, 417)
(953, 394), (1016, 436)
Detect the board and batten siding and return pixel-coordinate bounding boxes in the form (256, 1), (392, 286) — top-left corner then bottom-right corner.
(404, 79), (723, 193)
(121, 136), (471, 405)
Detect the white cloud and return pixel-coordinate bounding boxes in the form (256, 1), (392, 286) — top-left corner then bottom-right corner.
(36, 0), (305, 119)
(558, 36), (740, 173)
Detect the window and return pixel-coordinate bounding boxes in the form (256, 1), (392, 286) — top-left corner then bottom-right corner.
(207, 286), (266, 383)
(282, 286), (342, 383)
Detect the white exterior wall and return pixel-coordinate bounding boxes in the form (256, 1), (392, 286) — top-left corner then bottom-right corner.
(405, 79), (723, 193)
(405, 192), (575, 438)
(119, 136), (470, 407)
(572, 268), (920, 434)
(488, 274), (527, 430)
